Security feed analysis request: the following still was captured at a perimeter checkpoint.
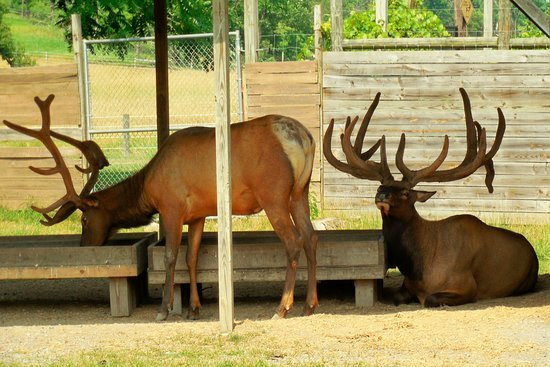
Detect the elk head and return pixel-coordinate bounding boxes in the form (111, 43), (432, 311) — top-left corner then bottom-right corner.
(323, 88), (506, 221)
(3, 95), (111, 245)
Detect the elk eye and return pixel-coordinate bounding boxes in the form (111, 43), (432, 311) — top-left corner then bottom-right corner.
(81, 216), (88, 226)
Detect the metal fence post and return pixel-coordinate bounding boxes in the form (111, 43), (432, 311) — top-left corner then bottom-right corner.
(123, 114), (130, 156)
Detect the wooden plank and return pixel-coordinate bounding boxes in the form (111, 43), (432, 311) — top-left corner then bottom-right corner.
(331, 0), (343, 51)
(323, 50), (550, 64)
(247, 94), (320, 107)
(244, 0), (259, 63)
(0, 265), (139, 279)
(246, 72), (318, 85)
(324, 184), (550, 200)
(324, 63), (550, 77)
(247, 83), (320, 95)
(149, 265), (386, 284)
(245, 61), (316, 74)
(323, 87), (550, 106)
(324, 197), (549, 213)
(323, 74), (550, 89)
(0, 64), (77, 76)
(323, 99), (550, 113)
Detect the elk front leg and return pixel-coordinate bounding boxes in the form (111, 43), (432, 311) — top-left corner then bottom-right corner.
(186, 218), (205, 320)
(157, 215), (184, 321)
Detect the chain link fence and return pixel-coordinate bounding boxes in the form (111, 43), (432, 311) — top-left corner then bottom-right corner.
(83, 32), (243, 190)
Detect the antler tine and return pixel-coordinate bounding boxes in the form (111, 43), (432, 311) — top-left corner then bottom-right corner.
(341, 114), (392, 182)
(395, 132), (450, 188)
(354, 92), (381, 156)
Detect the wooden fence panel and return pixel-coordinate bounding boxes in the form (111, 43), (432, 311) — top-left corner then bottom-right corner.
(323, 50), (550, 221)
(244, 61), (321, 184)
(0, 64), (82, 209)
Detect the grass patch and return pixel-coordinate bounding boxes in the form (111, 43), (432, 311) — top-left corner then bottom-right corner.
(4, 13), (70, 55)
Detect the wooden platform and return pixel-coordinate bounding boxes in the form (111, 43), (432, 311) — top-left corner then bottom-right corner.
(0, 232), (157, 316)
(148, 230), (386, 314)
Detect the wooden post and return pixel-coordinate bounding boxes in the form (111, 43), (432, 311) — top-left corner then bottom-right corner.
(213, 0), (234, 334)
(71, 14), (87, 146)
(498, 0), (511, 49)
(484, 0), (494, 37)
(376, 0), (389, 32)
(109, 277), (136, 317)
(154, 0), (169, 240)
(314, 4), (324, 211)
(331, 0), (343, 51)
(244, 0), (259, 63)
(314, 5), (323, 68)
(154, 0), (170, 148)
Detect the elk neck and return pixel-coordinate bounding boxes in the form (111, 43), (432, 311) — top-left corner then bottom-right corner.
(92, 168), (157, 229)
(381, 207), (425, 281)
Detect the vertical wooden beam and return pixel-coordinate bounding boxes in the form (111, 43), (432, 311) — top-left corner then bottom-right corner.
(244, 0), (259, 63)
(314, 5), (323, 68)
(376, 0), (389, 32)
(154, 0), (170, 148)
(71, 14), (86, 139)
(213, 0), (234, 334)
(484, 0), (494, 37)
(314, 4), (324, 211)
(331, 0), (343, 51)
(498, 0), (512, 49)
(109, 277), (135, 317)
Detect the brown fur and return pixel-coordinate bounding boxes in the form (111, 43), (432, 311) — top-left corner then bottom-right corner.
(79, 115), (318, 320)
(377, 186), (538, 307)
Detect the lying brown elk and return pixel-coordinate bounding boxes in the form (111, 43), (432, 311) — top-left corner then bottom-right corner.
(324, 88), (538, 307)
(4, 95), (318, 320)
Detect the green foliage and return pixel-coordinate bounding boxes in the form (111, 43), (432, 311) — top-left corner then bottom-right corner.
(308, 192), (320, 220)
(341, 0), (450, 39)
(0, 1), (35, 66)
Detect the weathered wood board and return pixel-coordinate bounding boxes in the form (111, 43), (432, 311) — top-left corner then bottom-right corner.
(148, 230), (386, 310)
(0, 232), (157, 316)
(323, 50), (550, 220)
(0, 64), (82, 209)
(244, 61), (321, 184)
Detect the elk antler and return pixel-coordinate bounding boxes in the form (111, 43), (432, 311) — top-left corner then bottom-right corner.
(323, 92), (391, 183)
(3, 95), (109, 225)
(324, 88), (506, 192)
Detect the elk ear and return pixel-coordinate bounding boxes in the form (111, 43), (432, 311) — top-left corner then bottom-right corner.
(415, 190), (436, 203)
(82, 196), (99, 208)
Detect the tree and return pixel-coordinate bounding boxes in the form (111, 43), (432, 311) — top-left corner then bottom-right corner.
(0, 0), (35, 66)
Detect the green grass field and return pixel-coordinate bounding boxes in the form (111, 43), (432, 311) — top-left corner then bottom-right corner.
(4, 13), (71, 55)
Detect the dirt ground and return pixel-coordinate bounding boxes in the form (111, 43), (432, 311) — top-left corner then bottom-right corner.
(0, 273), (548, 366)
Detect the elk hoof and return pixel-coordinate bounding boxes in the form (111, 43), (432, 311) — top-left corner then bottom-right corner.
(156, 311), (169, 321)
(302, 304), (317, 316)
(273, 307), (289, 319)
(187, 308), (200, 320)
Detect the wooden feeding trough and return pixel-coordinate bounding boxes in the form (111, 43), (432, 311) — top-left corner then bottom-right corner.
(148, 230), (386, 314)
(0, 232), (157, 316)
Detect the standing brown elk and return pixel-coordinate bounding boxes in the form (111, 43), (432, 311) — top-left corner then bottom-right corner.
(4, 95), (318, 320)
(324, 88), (538, 307)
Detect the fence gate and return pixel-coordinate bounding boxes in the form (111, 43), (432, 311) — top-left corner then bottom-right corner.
(83, 32), (243, 190)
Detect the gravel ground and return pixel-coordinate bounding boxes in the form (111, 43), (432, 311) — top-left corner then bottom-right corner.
(0, 274), (548, 366)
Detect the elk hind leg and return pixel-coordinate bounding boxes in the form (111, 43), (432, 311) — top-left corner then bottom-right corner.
(264, 204), (303, 319)
(157, 215), (184, 321)
(290, 188), (318, 316)
(186, 218), (205, 320)
(424, 276), (477, 307)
